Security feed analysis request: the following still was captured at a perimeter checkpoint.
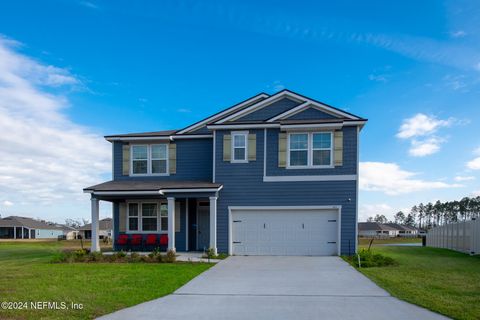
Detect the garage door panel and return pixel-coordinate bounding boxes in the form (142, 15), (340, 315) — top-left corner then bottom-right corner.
(232, 209), (338, 256)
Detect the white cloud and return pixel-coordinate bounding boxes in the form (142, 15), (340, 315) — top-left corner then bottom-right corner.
(467, 157), (480, 170)
(2, 200), (13, 207)
(79, 1), (99, 10)
(450, 30), (466, 38)
(359, 203), (392, 222)
(409, 137), (443, 157)
(397, 113), (452, 139)
(0, 36), (110, 212)
(359, 162), (461, 195)
(368, 74), (388, 82)
(454, 176), (475, 182)
(472, 190), (480, 197)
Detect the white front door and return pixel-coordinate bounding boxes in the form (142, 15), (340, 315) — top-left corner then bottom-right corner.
(231, 208), (339, 256)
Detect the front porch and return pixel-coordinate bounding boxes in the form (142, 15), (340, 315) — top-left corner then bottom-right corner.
(83, 180), (223, 254)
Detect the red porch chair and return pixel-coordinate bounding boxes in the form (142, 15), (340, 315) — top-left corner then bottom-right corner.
(159, 234), (168, 247)
(145, 234), (157, 246)
(131, 234), (143, 250)
(116, 234), (128, 247)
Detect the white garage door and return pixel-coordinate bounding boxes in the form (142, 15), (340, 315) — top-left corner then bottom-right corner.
(231, 208), (339, 256)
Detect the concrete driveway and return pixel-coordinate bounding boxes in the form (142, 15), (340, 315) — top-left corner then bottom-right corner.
(98, 256), (448, 320)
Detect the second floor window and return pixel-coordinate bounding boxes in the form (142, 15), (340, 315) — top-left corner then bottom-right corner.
(131, 144), (168, 175)
(232, 132), (248, 162)
(288, 132), (333, 168)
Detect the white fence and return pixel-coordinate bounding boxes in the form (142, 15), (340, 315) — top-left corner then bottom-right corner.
(426, 219), (480, 255)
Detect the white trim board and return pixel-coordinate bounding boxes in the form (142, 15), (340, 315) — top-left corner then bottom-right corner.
(263, 174), (357, 182)
(176, 93), (269, 134)
(159, 186), (223, 194)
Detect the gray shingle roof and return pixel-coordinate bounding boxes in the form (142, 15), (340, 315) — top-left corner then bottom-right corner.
(358, 222), (398, 231)
(0, 216), (64, 230)
(104, 129), (178, 139)
(78, 218), (113, 231)
(84, 180), (222, 192)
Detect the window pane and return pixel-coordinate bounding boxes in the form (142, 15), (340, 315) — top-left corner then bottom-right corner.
(161, 217), (168, 230)
(128, 203), (138, 216)
(142, 217), (157, 231)
(290, 134), (308, 150)
(133, 160), (148, 174)
(233, 135), (246, 147)
(128, 217), (138, 231)
(142, 203), (157, 216)
(290, 150), (308, 166)
(160, 204), (168, 217)
(152, 160), (167, 174)
(234, 147), (246, 160)
(313, 133), (331, 149)
(151, 145), (167, 159)
(132, 145), (148, 160)
(313, 150), (331, 166)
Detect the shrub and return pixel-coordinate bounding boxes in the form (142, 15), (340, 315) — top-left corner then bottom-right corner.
(165, 249), (176, 263)
(115, 250), (127, 259)
(353, 249), (397, 268)
(88, 251), (104, 262)
(129, 252), (141, 263)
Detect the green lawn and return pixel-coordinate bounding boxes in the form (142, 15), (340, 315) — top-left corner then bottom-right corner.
(0, 241), (212, 320)
(354, 246), (480, 320)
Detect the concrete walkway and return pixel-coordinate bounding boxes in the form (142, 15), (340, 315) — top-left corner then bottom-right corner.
(98, 256), (449, 320)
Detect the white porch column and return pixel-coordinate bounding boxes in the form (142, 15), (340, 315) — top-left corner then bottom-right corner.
(167, 197), (176, 252)
(21, 227), (24, 239)
(209, 196), (218, 255)
(13, 227), (16, 239)
(91, 197), (100, 252)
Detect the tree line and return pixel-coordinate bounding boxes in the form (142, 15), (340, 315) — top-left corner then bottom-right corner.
(366, 196), (480, 229)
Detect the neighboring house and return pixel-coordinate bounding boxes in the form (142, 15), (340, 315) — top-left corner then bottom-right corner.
(358, 222), (399, 238)
(0, 216), (64, 239)
(84, 89), (367, 256)
(78, 218), (113, 240)
(385, 223), (418, 237)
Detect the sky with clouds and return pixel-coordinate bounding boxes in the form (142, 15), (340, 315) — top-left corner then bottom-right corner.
(0, 0), (479, 223)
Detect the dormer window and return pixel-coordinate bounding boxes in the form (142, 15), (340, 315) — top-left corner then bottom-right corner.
(131, 144), (168, 175)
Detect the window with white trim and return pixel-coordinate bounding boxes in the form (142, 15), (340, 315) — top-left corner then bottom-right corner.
(232, 132), (247, 162)
(141, 203), (157, 231)
(128, 203), (139, 231)
(312, 132), (332, 166)
(131, 145), (148, 174)
(288, 132), (333, 168)
(131, 144), (168, 175)
(151, 145), (167, 174)
(289, 133), (308, 166)
(127, 201), (169, 233)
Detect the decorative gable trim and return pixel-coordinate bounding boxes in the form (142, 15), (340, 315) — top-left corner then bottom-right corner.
(215, 90), (361, 124)
(176, 93), (269, 134)
(267, 102), (342, 122)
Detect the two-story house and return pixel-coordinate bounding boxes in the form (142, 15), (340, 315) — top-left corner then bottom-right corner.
(84, 89), (367, 256)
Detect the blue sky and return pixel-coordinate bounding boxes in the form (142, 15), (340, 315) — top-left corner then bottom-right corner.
(0, 0), (479, 223)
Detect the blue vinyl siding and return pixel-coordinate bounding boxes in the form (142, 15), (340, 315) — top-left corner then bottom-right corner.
(233, 98), (299, 122)
(214, 129), (357, 255)
(113, 138), (213, 181)
(287, 107), (339, 120)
